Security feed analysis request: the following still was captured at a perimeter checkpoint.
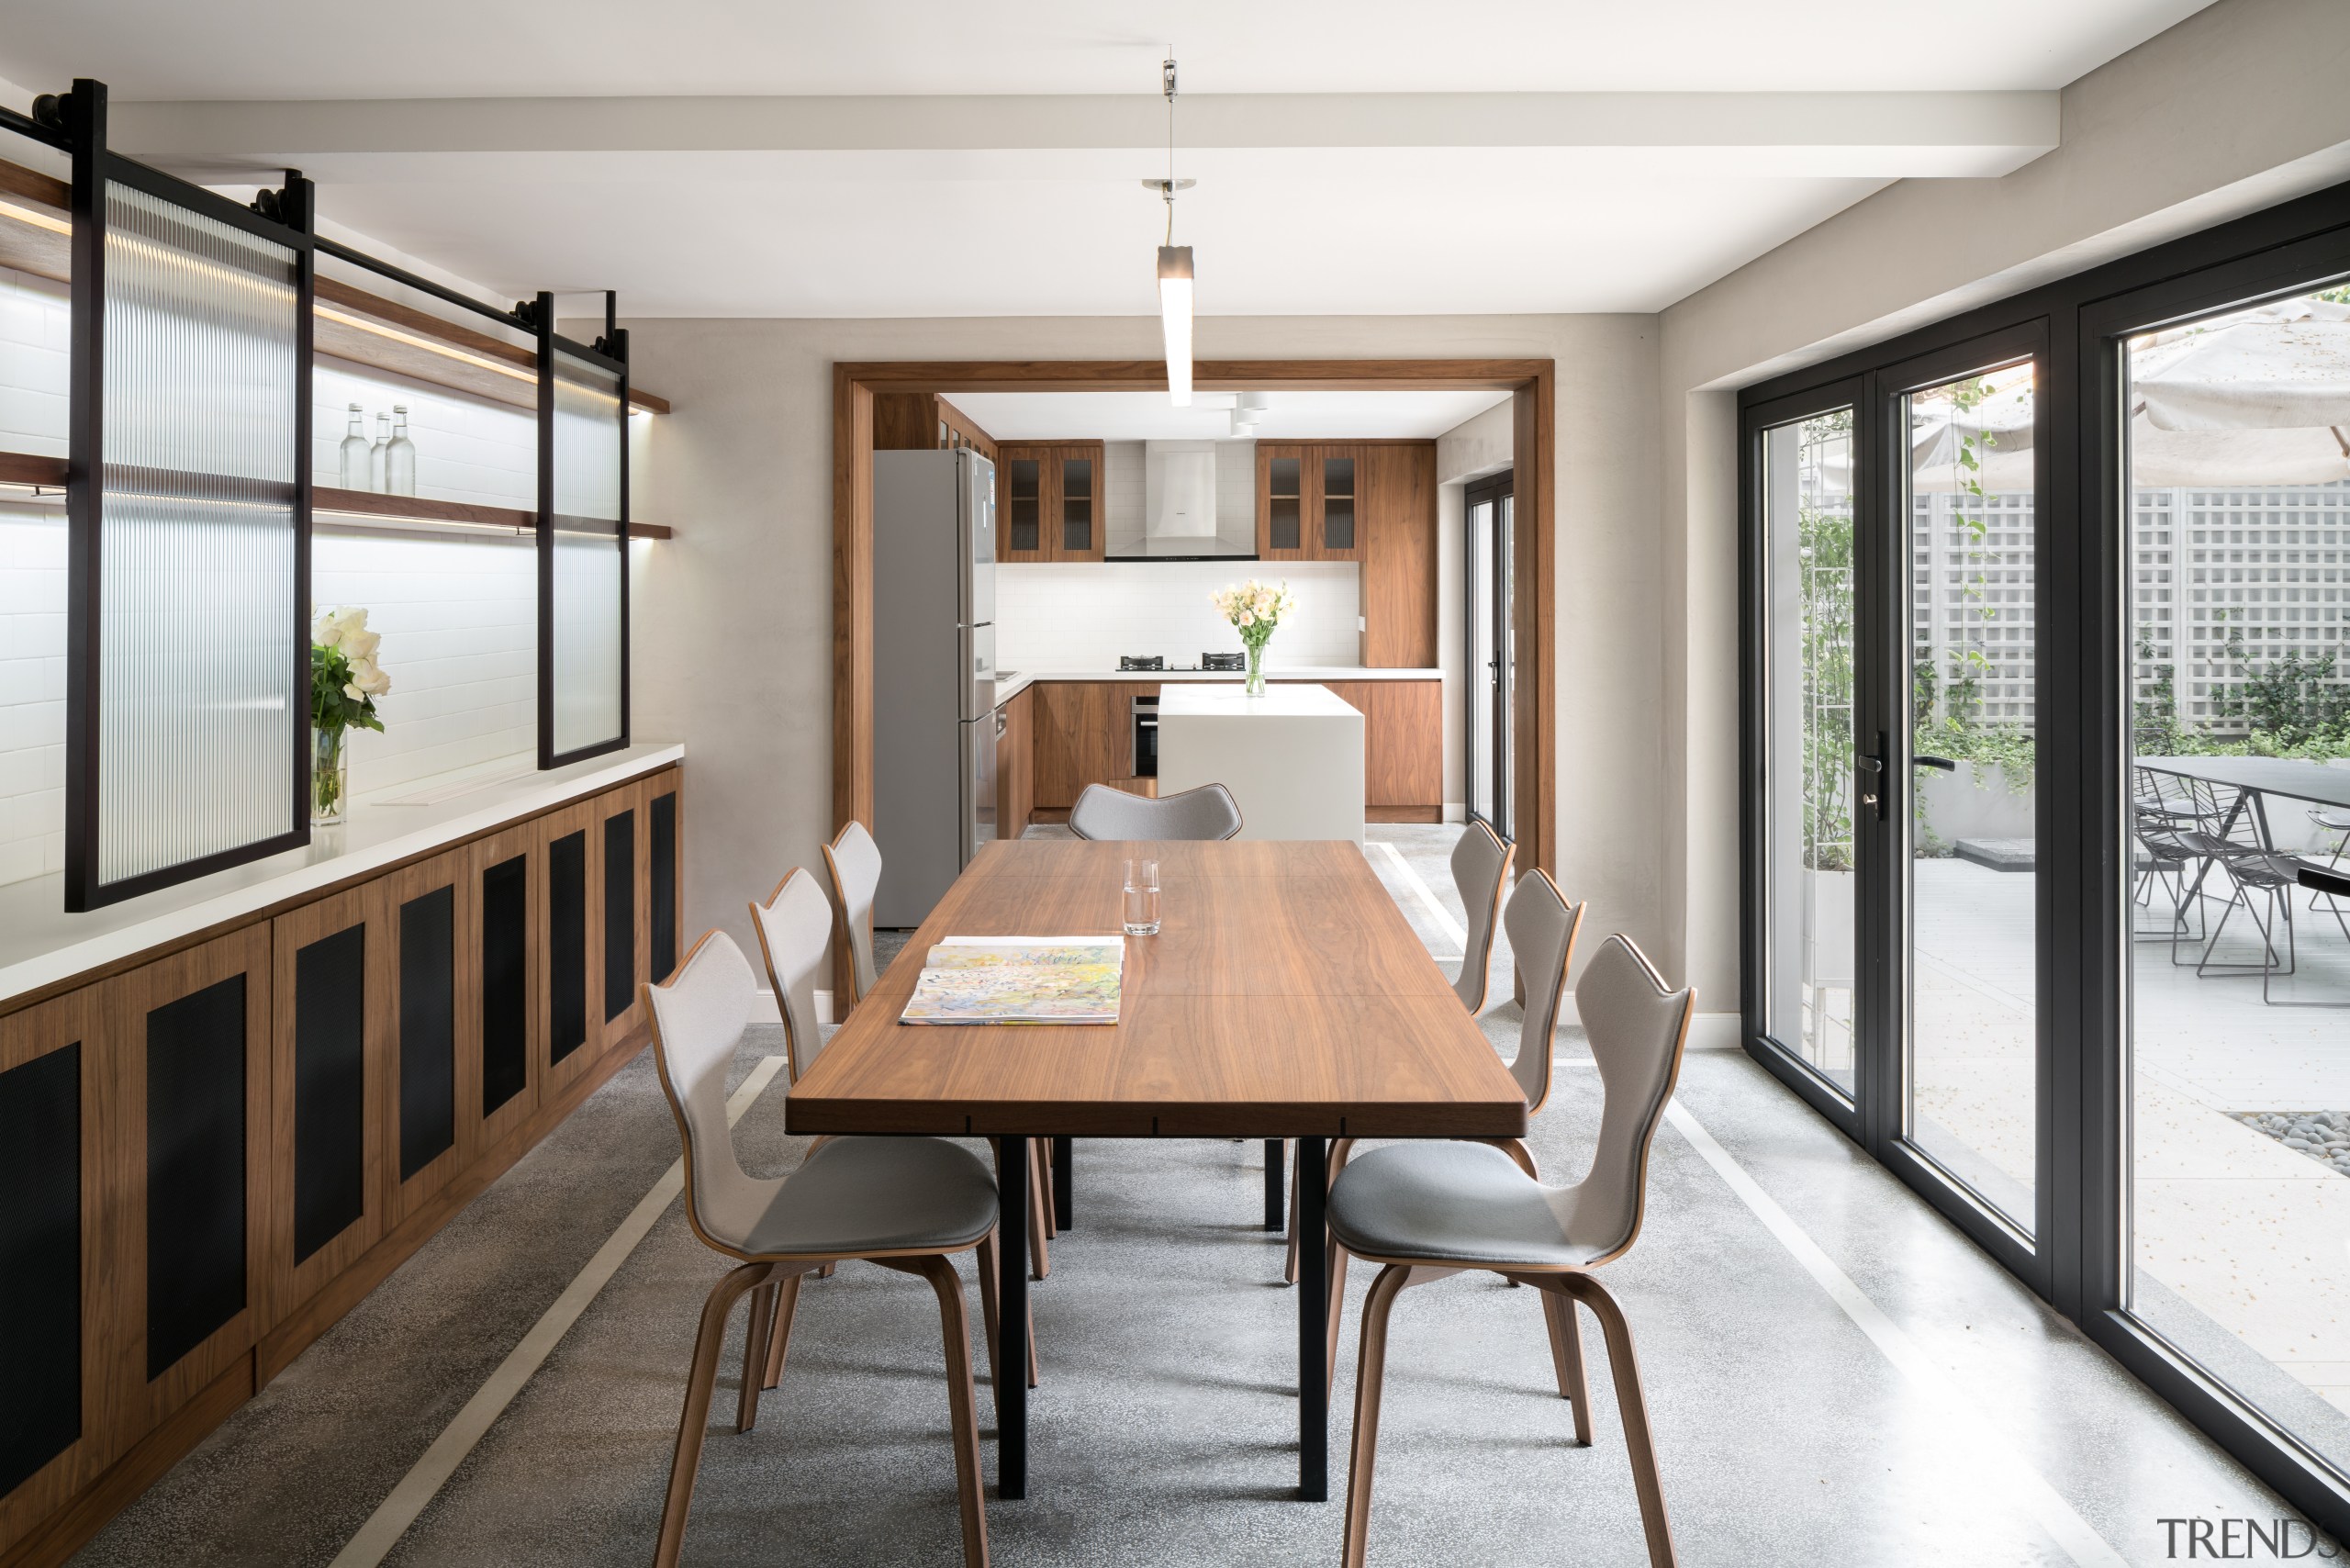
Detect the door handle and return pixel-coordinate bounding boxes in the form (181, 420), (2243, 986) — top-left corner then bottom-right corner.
(1856, 733), (1887, 821)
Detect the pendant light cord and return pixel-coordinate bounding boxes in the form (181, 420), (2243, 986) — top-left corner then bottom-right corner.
(1164, 51), (1178, 245)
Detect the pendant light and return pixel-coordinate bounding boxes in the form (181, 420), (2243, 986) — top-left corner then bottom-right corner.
(1153, 54), (1194, 407)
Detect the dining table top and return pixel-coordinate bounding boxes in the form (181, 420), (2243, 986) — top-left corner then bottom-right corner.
(784, 837), (1531, 1141)
(2137, 754), (2350, 811)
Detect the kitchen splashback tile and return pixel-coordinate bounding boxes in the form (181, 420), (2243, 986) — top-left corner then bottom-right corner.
(995, 559), (1359, 670)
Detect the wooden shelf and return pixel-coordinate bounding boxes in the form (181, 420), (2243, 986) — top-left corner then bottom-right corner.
(0, 462), (671, 540)
(0, 157), (671, 416)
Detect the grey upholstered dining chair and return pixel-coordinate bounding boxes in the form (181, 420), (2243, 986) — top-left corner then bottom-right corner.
(1449, 819), (1516, 1015)
(820, 819), (884, 1004)
(1067, 780), (1243, 841)
(643, 928), (1003, 1568)
(812, 825), (1059, 1277)
(1283, 865), (1579, 1284)
(1324, 933), (1694, 1568)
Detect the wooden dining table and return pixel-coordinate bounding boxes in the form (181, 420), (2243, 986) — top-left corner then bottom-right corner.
(784, 836), (1529, 1502)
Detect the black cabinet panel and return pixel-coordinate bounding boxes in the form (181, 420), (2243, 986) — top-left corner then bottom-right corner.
(146, 977), (247, 1379)
(292, 926), (368, 1263)
(603, 809), (636, 1024)
(481, 854), (530, 1116)
(650, 791), (677, 984)
(548, 830), (588, 1064)
(397, 886), (457, 1179)
(0, 1043), (80, 1495)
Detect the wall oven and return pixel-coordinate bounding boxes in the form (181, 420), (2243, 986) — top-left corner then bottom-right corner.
(1131, 696), (1158, 778)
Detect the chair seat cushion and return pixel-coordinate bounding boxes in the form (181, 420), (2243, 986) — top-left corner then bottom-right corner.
(741, 1136), (998, 1257)
(1326, 1141), (1603, 1269)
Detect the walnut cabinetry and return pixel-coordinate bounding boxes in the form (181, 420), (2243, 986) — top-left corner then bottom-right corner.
(1033, 680), (1157, 809)
(871, 393), (996, 459)
(999, 442), (1106, 562)
(1255, 441), (1436, 670)
(997, 687), (1033, 838)
(0, 764), (683, 1567)
(1256, 443), (1362, 562)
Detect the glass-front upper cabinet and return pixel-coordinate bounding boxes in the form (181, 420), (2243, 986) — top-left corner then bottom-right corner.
(997, 442), (1103, 562)
(1257, 443), (1362, 560)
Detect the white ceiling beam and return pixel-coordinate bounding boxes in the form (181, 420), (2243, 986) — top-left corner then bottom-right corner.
(111, 90), (2057, 164)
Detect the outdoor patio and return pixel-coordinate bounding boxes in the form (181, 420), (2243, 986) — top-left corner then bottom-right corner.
(1908, 853), (2350, 1430)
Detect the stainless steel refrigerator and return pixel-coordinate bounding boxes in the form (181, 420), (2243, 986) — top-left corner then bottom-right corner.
(872, 448), (997, 927)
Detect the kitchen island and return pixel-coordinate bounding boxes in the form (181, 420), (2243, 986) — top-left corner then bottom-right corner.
(1157, 683), (1366, 844)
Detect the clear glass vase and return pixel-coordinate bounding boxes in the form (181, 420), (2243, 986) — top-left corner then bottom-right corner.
(311, 726), (350, 825)
(1245, 639), (1269, 697)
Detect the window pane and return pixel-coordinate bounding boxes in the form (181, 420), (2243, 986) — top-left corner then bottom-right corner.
(2125, 282), (2350, 1466)
(1906, 362), (2038, 1232)
(94, 180), (299, 890)
(1761, 409), (1856, 1093)
(548, 350), (623, 756)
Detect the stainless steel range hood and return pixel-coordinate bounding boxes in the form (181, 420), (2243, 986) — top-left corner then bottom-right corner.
(1111, 440), (1257, 560)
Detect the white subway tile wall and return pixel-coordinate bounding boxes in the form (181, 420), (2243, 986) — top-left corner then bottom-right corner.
(0, 510), (66, 887)
(313, 531), (537, 794)
(0, 281), (547, 885)
(995, 560), (1360, 670)
(316, 362), (534, 510)
(0, 265), (69, 456)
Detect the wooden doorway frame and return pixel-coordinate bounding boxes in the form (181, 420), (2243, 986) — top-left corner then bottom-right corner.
(832, 356), (1556, 879)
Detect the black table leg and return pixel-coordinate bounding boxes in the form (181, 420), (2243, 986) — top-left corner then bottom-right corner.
(995, 1135), (1029, 1500)
(1295, 1135), (1328, 1501)
(1051, 1136), (1074, 1229)
(1264, 1137), (1286, 1231)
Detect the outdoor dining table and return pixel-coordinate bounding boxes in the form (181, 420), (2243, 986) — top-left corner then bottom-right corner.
(2137, 755), (2350, 846)
(782, 836), (1530, 1502)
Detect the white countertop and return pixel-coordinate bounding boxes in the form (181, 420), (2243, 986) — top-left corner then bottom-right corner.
(993, 666), (1438, 708)
(1158, 683), (1363, 718)
(0, 741), (685, 1008)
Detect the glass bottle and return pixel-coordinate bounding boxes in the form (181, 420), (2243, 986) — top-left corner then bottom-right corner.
(386, 406), (417, 496)
(337, 404), (369, 490)
(370, 412), (390, 492)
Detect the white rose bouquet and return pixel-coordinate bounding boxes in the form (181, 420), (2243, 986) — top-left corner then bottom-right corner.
(309, 607), (392, 823)
(1210, 578), (1299, 695)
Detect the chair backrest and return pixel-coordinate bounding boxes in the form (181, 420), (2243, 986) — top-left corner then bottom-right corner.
(1554, 934), (1694, 1265)
(1450, 820), (1516, 1015)
(1068, 781), (1243, 842)
(749, 868), (832, 1085)
(822, 820), (882, 1002)
(1501, 868), (1583, 1113)
(644, 930), (767, 1256)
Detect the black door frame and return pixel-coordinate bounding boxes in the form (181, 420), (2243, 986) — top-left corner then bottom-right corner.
(1740, 174), (2350, 1532)
(1463, 469), (1515, 841)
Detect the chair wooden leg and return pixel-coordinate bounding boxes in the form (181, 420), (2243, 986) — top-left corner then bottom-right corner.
(736, 1279), (776, 1432)
(1286, 1136), (1354, 1285)
(1324, 1237), (1351, 1396)
(1342, 1264), (1414, 1568)
(878, 1256), (992, 1568)
(1561, 1273), (1676, 1568)
(974, 1231), (1038, 1390)
(1027, 1141), (1052, 1279)
(762, 1271), (804, 1391)
(653, 1262), (773, 1568)
(1537, 1285), (1593, 1444)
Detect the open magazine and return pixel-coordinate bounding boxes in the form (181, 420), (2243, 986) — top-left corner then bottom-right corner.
(899, 936), (1125, 1025)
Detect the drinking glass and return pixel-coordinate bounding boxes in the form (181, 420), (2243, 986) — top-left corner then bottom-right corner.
(1123, 857), (1161, 935)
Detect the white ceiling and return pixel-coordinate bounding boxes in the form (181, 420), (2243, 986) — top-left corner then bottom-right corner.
(951, 390), (1515, 442)
(0, 1), (2217, 319)
(0, 1), (2215, 97)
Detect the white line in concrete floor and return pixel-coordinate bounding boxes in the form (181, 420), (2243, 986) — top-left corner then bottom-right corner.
(1662, 1098), (2128, 1568)
(1371, 838), (1469, 947)
(328, 1055), (790, 1568)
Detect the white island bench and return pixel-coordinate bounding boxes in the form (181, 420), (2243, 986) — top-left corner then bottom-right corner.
(1157, 683), (1365, 844)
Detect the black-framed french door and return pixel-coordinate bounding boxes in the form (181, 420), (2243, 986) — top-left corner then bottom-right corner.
(1742, 173), (2350, 1535)
(1464, 470), (1514, 839)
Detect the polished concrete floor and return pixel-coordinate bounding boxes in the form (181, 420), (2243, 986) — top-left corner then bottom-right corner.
(72, 826), (2322, 1566)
